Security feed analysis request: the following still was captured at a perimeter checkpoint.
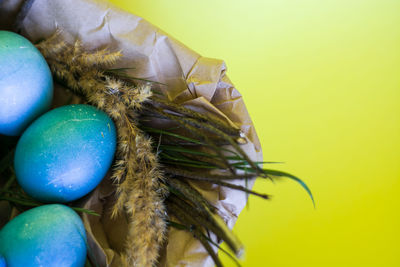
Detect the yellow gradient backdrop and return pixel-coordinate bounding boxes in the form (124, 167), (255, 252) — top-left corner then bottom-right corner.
(108, 1), (400, 266)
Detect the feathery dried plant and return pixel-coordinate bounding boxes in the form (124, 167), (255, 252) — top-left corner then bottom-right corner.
(36, 33), (167, 267)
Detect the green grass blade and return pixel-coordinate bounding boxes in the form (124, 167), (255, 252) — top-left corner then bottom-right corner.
(167, 220), (242, 267)
(105, 67), (136, 73)
(72, 207), (100, 217)
(263, 169), (315, 208)
(105, 68), (167, 86)
(0, 196), (41, 207)
(141, 126), (204, 145)
(159, 145), (217, 157)
(160, 152), (216, 167)
(160, 160), (218, 169)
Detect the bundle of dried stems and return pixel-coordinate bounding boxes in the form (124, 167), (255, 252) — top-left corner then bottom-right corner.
(28, 31), (314, 267)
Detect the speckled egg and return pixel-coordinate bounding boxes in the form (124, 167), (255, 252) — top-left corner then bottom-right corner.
(0, 31), (53, 136)
(14, 104), (117, 203)
(0, 204), (87, 267)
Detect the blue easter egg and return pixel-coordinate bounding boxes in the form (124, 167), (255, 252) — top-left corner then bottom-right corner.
(0, 204), (87, 267)
(0, 31), (53, 136)
(14, 104), (117, 203)
(0, 255), (5, 267)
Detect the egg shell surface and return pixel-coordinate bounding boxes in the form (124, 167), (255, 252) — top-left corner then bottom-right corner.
(0, 31), (53, 136)
(14, 104), (117, 203)
(0, 204), (87, 267)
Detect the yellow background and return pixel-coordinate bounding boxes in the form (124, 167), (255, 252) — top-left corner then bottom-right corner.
(108, 1), (400, 266)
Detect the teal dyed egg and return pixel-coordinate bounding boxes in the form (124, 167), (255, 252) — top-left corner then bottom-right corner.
(0, 204), (87, 267)
(0, 31), (53, 136)
(14, 104), (117, 203)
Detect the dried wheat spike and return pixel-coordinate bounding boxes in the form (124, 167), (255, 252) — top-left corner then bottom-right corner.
(36, 32), (167, 267)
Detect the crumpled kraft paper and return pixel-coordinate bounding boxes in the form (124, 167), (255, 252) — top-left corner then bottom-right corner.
(0, 0), (263, 266)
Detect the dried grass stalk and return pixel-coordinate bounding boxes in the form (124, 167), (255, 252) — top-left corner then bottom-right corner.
(36, 32), (167, 267)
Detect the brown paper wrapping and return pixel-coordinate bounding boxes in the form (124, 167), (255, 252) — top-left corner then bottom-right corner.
(0, 0), (262, 266)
